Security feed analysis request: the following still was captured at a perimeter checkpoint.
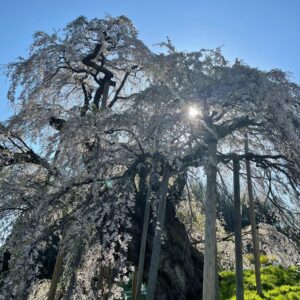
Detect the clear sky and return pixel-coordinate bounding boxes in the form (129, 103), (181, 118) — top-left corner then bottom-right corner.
(1, 0), (300, 121)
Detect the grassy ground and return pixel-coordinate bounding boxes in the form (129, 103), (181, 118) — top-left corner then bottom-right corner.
(219, 265), (300, 299)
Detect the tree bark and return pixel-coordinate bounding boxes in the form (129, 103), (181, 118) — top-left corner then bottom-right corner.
(245, 134), (263, 296)
(47, 239), (65, 300)
(146, 166), (171, 300)
(152, 175), (204, 300)
(47, 225), (70, 300)
(100, 79), (111, 110)
(233, 158), (244, 300)
(65, 239), (85, 300)
(203, 139), (218, 300)
(128, 171), (203, 300)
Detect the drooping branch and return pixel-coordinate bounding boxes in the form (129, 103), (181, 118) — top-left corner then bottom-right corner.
(219, 151), (299, 193)
(216, 116), (262, 139)
(219, 152), (288, 163)
(108, 71), (130, 108)
(0, 132), (57, 175)
(108, 65), (139, 109)
(47, 157), (143, 206)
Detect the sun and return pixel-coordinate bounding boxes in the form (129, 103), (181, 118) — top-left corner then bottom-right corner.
(188, 106), (200, 118)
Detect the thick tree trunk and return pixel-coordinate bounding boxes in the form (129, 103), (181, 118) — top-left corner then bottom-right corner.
(233, 158), (244, 300)
(146, 166), (171, 300)
(129, 171), (203, 300)
(245, 135), (262, 296)
(154, 181), (204, 300)
(47, 241), (65, 300)
(65, 239), (84, 300)
(203, 140), (218, 300)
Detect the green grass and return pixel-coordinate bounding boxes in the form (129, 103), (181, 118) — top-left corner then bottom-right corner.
(220, 266), (300, 300)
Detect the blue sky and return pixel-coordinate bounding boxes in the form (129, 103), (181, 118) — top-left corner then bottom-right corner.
(1, 0), (300, 121)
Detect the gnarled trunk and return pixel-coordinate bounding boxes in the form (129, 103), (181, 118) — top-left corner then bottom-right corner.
(129, 171), (203, 300)
(154, 196), (203, 300)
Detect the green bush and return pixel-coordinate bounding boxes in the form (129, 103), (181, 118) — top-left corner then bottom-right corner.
(244, 253), (255, 264)
(244, 254), (277, 266)
(266, 285), (300, 299)
(259, 255), (269, 265)
(219, 265), (300, 300)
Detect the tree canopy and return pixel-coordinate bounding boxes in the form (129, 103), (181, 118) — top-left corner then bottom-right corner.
(0, 15), (299, 299)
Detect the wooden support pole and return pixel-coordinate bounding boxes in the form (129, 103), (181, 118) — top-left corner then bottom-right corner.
(146, 166), (170, 300)
(233, 158), (244, 300)
(245, 134), (263, 296)
(134, 169), (154, 300)
(203, 139), (218, 300)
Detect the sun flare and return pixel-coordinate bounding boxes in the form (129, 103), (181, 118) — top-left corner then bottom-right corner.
(188, 106), (200, 118)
